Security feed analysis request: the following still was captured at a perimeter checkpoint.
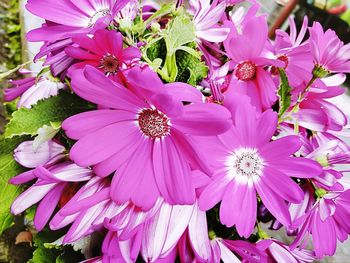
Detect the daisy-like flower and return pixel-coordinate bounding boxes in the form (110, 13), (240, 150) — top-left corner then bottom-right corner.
(4, 70), (65, 108)
(26, 0), (130, 42)
(290, 187), (350, 258)
(259, 239), (315, 263)
(198, 98), (322, 238)
(272, 17), (314, 87)
(66, 29), (141, 80)
(62, 66), (232, 210)
(290, 74), (347, 132)
(10, 140), (93, 231)
(309, 21), (350, 76)
(188, 0), (230, 43)
(224, 15), (283, 110)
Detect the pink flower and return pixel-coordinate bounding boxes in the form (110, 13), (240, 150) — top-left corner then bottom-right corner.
(309, 21), (350, 74)
(272, 17), (314, 87)
(189, 0), (230, 43)
(224, 16), (282, 110)
(62, 66), (232, 210)
(291, 188), (350, 258)
(66, 29), (141, 80)
(26, 0), (130, 42)
(10, 162), (93, 231)
(14, 140), (66, 168)
(198, 98), (322, 237)
(259, 239), (315, 263)
(289, 74), (347, 132)
(4, 71), (65, 108)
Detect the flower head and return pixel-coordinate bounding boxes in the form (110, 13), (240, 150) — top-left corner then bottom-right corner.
(66, 29), (141, 80)
(309, 21), (350, 74)
(62, 66), (232, 209)
(198, 98), (322, 237)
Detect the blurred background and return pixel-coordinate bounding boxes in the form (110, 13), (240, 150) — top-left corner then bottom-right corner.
(1, 0), (350, 262)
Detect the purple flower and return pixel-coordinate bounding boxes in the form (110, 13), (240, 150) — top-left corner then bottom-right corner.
(62, 65), (232, 210)
(4, 71), (65, 108)
(291, 188), (350, 258)
(26, 0), (130, 42)
(14, 140), (66, 168)
(189, 0), (230, 43)
(289, 74), (347, 132)
(259, 239), (315, 263)
(309, 21), (350, 74)
(11, 162), (93, 231)
(198, 98), (322, 237)
(272, 17), (314, 87)
(66, 29), (141, 80)
(224, 16), (282, 110)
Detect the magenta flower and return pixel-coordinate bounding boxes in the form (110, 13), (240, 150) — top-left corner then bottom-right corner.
(309, 21), (350, 74)
(198, 98), (322, 237)
(26, 0), (130, 42)
(259, 239), (315, 263)
(189, 0), (230, 43)
(62, 66), (232, 209)
(273, 17), (314, 87)
(290, 75), (347, 132)
(4, 71), (65, 108)
(224, 16), (282, 110)
(11, 162), (93, 231)
(291, 188), (350, 258)
(66, 29), (141, 80)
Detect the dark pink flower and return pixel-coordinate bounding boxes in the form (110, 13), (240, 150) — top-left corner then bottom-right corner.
(224, 16), (282, 110)
(66, 29), (141, 80)
(62, 66), (232, 210)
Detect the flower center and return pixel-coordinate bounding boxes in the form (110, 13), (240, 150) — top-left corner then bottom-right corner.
(233, 150), (263, 177)
(278, 55), (289, 68)
(100, 54), (119, 74)
(235, 61), (257, 81)
(88, 9), (110, 27)
(138, 109), (170, 139)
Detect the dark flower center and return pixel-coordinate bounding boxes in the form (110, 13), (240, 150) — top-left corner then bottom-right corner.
(235, 61), (257, 81)
(278, 55), (289, 68)
(138, 109), (170, 139)
(101, 54), (119, 74)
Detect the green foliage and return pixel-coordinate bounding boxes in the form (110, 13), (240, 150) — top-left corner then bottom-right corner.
(278, 68), (292, 118)
(176, 43), (208, 85)
(159, 15), (197, 82)
(1, 0), (22, 70)
(142, 13), (206, 85)
(28, 246), (62, 263)
(29, 228), (85, 263)
(5, 91), (94, 138)
(146, 38), (167, 66)
(0, 135), (31, 235)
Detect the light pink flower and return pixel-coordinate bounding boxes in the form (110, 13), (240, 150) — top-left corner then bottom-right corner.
(198, 98), (322, 237)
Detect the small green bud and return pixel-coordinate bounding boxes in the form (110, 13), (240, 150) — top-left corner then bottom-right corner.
(313, 65), (329, 79)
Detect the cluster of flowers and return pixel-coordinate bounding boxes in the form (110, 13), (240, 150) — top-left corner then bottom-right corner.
(4, 0), (350, 262)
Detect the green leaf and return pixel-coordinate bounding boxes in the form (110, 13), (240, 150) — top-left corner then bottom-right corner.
(164, 15), (196, 54)
(146, 38), (167, 65)
(176, 45), (208, 85)
(278, 68), (292, 118)
(0, 135), (31, 235)
(5, 91), (94, 138)
(55, 247), (85, 263)
(28, 246), (61, 263)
